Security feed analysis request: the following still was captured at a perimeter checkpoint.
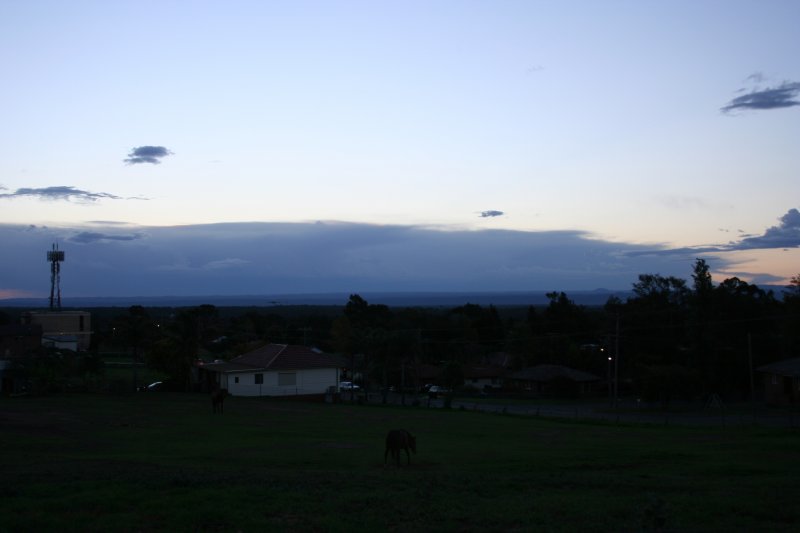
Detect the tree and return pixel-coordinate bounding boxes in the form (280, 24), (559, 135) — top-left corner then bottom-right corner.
(145, 305), (218, 390)
(624, 274), (691, 374)
(691, 258), (713, 295)
(111, 305), (159, 391)
(632, 274), (689, 305)
(540, 292), (589, 366)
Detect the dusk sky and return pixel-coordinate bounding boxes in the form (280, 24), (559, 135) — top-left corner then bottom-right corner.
(1, 1), (799, 300)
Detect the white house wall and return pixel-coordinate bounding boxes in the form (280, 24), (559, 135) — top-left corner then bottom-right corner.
(225, 368), (339, 397)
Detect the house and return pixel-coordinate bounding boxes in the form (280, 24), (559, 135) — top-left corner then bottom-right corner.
(463, 365), (507, 391)
(757, 357), (800, 405)
(507, 364), (601, 397)
(200, 344), (346, 397)
(465, 351), (515, 390)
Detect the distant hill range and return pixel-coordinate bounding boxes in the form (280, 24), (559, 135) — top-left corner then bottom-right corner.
(1, 289), (636, 309)
(2, 286), (791, 309)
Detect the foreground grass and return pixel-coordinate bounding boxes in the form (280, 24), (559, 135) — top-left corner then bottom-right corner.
(1, 394), (798, 532)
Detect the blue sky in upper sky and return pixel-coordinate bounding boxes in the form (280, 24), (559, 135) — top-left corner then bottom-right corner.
(1, 1), (799, 299)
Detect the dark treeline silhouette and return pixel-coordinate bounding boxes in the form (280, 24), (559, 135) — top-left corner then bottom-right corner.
(12, 260), (800, 402)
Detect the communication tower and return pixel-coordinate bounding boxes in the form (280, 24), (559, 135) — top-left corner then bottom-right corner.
(47, 243), (65, 310)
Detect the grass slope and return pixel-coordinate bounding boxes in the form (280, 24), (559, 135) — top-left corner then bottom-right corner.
(1, 393), (798, 532)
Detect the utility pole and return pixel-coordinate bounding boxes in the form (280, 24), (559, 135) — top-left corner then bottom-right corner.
(748, 332), (755, 421)
(614, 313), (620, 408)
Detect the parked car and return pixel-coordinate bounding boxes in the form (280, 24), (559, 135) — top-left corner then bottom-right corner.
(339, 381), (360, 391)
(138, 381), (163, 392)
(428, 385), (450, 398)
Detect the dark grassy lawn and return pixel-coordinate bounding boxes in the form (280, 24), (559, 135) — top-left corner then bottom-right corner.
(1, 393), (798, 532)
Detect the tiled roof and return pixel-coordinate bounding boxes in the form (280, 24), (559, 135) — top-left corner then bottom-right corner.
(757, 357), (800, 377)
(508, 364), (600, 383)
(206, 344), (345, 373)
(464, 366), (507, 379)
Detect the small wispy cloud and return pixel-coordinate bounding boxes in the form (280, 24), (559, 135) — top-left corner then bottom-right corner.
(124, 145), (173, 165)
(68, 232), (144, 244)
(657, 195), (710, 211)
(721, 77), (800, 113)
(0, 186), (141, 203)
(153, 257), (251, 272)
(203, 258), (251, 270)
(479, 210), (504, 218)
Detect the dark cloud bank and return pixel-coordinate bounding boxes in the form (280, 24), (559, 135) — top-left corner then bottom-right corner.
(2, 209), (797, 300)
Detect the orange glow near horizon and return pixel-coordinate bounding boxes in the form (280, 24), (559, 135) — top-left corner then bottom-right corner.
(713, 248), (800, 286)
(0, 289), (38, 300)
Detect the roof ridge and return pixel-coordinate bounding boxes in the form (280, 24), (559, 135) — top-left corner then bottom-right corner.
(264, 343), (287, 369)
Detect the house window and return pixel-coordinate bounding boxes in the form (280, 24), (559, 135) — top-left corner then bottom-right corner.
(234, 377), (239, 384)
(254, 373), (263, 384)
(278, 372), (296, 386)
(772, 375), (778, 385)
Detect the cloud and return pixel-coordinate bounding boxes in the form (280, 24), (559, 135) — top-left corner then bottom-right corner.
(0, 221), (722, 298)
(4, 215), (794, 300)
(733, 208), (800, 250)
(745, 72), (765, 84)
(0, 186), (124, 202)
(657, 195), (709, 211)
(721, 80), (800, 113)
(479, 210), (504, 218)
(627, 208), (800, 257)
(721, 271), (786, 285)
(156, 257), (252, 272)
(203, 258), (251, 270)
(124, 145), (173, 165)
(68, 232), (144, 244)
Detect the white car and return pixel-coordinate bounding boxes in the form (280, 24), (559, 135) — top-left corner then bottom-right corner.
(428, 385), (450, 397)
(339, 381), (360, 390)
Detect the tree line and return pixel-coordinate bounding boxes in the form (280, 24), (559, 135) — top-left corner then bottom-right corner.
(8, 259), (800, 401)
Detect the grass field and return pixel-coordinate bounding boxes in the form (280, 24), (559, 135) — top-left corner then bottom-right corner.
(1, 393), (798, 532)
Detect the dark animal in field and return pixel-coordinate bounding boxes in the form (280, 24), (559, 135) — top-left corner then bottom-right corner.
(211, 389), (227, 414)
(384, 429), (416, 466)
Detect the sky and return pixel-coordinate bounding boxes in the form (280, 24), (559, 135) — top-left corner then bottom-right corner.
(1, 1), (799, 300)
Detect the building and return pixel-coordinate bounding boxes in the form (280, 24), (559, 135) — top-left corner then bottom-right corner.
(507, 364), (601, 397)
(200, 344), (346, 397)
(22, 311), (92, 352)
(758, 357), (800, 405)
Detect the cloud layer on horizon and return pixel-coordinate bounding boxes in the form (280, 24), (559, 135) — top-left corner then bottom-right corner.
(1, 207), (796, 299)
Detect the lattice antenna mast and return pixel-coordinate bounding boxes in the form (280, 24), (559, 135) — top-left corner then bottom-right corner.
(47, 243), (65, 310)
